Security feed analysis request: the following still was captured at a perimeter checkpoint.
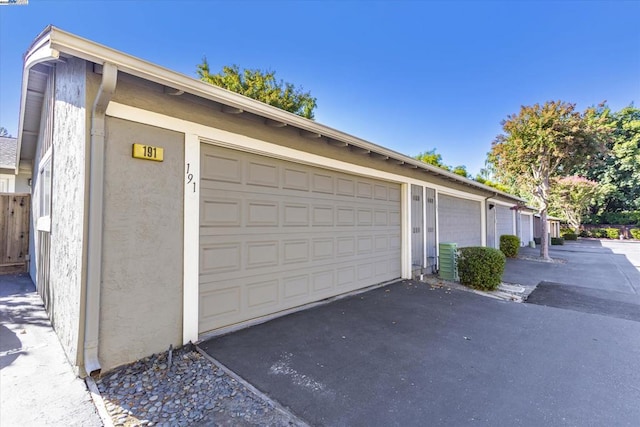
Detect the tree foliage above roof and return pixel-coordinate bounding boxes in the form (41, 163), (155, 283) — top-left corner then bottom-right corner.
(197, 60), (317, 120)
(415, 148), (470, 178)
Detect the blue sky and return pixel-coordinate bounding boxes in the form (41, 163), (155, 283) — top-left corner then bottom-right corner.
(1, 1), (638, 176)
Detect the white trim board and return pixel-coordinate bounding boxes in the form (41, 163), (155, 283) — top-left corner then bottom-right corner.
(182, 134), (200, 345)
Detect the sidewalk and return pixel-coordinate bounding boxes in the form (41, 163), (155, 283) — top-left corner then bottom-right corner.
(0, 274), (102, 426)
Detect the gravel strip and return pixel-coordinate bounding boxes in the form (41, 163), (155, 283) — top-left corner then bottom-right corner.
(96, 345), (303, 427)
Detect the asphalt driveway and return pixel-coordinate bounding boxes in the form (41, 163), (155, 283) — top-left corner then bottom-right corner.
(505, 240), (640, 321)
(503, 239), (640, 294)
(201, 278), (640, 426)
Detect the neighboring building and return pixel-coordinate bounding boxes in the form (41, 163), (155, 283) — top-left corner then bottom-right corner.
(17, 27), (528, 376)
(533, 214), (562, 240)
(0, 136), (31, 193)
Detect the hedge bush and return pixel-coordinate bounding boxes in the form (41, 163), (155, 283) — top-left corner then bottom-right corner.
(457, 247), (506, 291)
(579, 229), (590, 237)
(562, 232), (578, 241)
(631, 229), (640, 240)
(499, 235), (520, 258)
(605, 228), (619, 239)
(551, 237), (564, 245)
(587, 228), (607, 238)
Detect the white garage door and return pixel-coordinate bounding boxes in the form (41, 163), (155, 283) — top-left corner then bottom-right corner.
(521, 214), (532, 245)
(199, 144), (402, 333)
(438, 194), (482, 248)
(496, 205), (514, 239)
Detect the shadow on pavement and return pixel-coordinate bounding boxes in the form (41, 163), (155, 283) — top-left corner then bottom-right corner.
(0, 324), (22, 369)
(526, 281), (640, 322)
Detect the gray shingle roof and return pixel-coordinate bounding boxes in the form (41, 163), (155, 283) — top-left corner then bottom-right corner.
(0, 137), (18, 169)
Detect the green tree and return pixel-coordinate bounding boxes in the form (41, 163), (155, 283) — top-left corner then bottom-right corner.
(574, 106), (640, 214)
(415, 149), (471, 178)
(197, 60), (317, 119)
(488, 101), (610, 259)
(415, 149), (448, 169)
(451, 165), (469, 178)
(549, 176), (599, 231)
(474, 174), (511, 193)
(0, 127), (9, 137)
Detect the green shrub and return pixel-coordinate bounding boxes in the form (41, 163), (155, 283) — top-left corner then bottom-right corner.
(631, 229), (640, 240)
(499, 235), (520, 258)
(560, 227), (573, 235)
(562, 232), (578, 241)
(457, 247), (506, 291)
(605, 228), (619, 239)
(590, 228), (607, 238)
(551, 237), (564, 245)
(579, 229), (590, 237)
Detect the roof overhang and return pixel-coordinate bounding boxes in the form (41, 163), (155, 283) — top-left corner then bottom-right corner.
(18, 26), (525, 203)
(16, 26), (61, 172)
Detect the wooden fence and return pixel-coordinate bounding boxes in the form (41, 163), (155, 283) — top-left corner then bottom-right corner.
(0, 193), (30, 274)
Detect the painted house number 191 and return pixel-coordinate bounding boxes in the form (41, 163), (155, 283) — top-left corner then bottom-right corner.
(186, 163), (196, 193)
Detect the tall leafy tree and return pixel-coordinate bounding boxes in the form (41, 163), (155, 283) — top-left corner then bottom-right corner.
(488, 101), (610, 259)
(549, 176), (599, 231)
(197, 59), (317, 119)
(574, 106), (640, 214)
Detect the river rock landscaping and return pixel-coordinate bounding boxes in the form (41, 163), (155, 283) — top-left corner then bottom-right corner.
(96, 345), (303, 427)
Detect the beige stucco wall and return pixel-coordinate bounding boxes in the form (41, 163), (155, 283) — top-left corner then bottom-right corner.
(111, 73), (488, 198)
(100, 117), (184, 371)
(48, 56), (88, 364)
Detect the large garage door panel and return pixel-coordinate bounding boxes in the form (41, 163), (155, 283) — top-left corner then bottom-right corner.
(496, 206), (514, 239)
(199, 144), (401, 333)
(438, 194), (482, 248)
(521, 214), (532, 245)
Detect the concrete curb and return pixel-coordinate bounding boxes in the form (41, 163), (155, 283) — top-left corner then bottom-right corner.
(195, 345), (309, 427)
(85, 376), (114, 427)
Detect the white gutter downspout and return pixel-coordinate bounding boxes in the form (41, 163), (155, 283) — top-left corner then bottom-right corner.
(84, 62), (117, 376)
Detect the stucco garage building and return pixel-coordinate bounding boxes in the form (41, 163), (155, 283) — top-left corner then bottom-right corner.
(17, 27), (527, 375)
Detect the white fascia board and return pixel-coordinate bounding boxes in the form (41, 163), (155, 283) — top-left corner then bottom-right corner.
(16, 32), (59, 172)
(44, 26), (523, 204)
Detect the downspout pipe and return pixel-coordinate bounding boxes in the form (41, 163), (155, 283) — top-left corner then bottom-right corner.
(84, 62), (117, 376)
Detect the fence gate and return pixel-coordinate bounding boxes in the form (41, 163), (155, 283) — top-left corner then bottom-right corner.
(0, 194), (30, 274)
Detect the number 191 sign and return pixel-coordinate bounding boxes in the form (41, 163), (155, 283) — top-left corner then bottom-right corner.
(132, 143), (164, 162)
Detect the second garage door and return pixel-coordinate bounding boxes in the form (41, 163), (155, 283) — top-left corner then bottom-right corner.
(438, 194), (482, 248)
(199, 144), (402, 334)
(496, 205), (514, 240)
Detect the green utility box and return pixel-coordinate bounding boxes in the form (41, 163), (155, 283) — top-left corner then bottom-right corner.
(438, 242), (458, 281)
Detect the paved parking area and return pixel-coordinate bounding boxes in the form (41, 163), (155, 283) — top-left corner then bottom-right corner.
(201, 279), (640, 426)
(503, 239), (640, 294)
